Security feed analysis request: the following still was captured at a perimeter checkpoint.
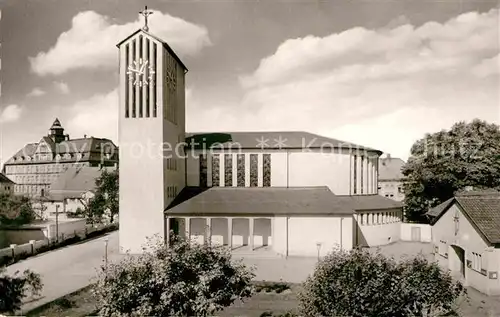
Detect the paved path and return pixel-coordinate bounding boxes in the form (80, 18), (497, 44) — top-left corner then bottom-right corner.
(6, 231), (122, 314)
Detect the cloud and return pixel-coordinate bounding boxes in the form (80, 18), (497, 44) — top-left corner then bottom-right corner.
(328, 104), (500, 161)
(66, 89), (118, 142)
(53, 81), (70, 94)
(29, 10), (211, 76)
(0, 104), (22, 123)
(183, 9), (500, 158)
(27, 87), (46, 97)
(229, 8), (499, 157)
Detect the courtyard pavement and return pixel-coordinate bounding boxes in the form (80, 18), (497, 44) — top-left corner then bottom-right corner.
(5, 232), (437, 313)
(6, 231), (123, 314)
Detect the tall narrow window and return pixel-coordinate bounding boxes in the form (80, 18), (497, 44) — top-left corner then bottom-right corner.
(138, 36), (143, 118)
(153, 43), (157, 118)
(224, 154), (233, 187)
(199, 154), (207, 187)
(263, 154), (271, 187)
(250, 154), (258, 187)
(353, 155), (357, 194)
(145, 38), (150, 118)
(132, 39), (136, 118)
(360, 156), (364, 194)
(212, 154), (220, 187)
(125, 44), (129, 118)
(237, 154), (245, 187)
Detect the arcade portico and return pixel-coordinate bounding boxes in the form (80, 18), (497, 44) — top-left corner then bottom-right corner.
(167, 216), (273, 251)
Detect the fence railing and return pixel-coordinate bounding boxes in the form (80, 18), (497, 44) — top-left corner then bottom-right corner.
(0, 223), (118, 266)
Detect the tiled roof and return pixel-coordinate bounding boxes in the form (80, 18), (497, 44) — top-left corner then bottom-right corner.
(334, 194), (403, 211)
(0, 173), (14, 184)
(426, 197), (455, 218)
(5, 137), (118, 165)
(378, 157), (406, 181)
(428, 190), (500, 244)
(184, 131), (382, 153)
(165, 187), (401, 216)
(48, 166), (116, 200)
(456, 194), (500, 244)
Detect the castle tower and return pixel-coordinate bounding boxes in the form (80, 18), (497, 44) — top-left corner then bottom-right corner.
(117, 7), (187, 253)
(49, 118), (66, 143)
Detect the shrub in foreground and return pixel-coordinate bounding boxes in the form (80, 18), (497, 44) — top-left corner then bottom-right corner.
(298, 248), (465, 317)
(0, 267), (43, 314)
(93, 234), (255, 316)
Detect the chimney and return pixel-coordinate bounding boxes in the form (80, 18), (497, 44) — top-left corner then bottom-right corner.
(65, 134), (70, 141)
(386, 153), (391, 160)
(84, 134), (87, 139)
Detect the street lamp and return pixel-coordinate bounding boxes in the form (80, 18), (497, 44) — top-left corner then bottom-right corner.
(104, 237), (109, 268)
(316, 242), (322, 261)
(55, 204), (59, 243)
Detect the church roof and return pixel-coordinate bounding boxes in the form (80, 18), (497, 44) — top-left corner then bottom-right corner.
(0, 173), (14, 184)
(48, 166), (116, 201)
(379, 157), (406, 181)
(165, 186), (401, 216)
(427, 191), (500, 244)
(184, 131), (382, 154)
(116, 29), (188, 72)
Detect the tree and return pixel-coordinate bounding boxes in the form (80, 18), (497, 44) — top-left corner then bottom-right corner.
(84, 168), (119, 224)
(0, 267), (43, 314)
(0, 192), (36, 226)
(402, 119), (500, 222)
(298, 248), (465, 317)
(93, 235), (255, 317)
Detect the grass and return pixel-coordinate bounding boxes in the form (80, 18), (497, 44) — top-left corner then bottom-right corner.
(24, 279), (500, 317)
(24, 282), (300, 317)
(25, 285), (98, 317)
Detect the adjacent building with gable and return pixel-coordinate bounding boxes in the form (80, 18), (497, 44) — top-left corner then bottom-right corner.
(427, 189), (500, 295)
(378, 155), (406, 202)
(1, 119), (118, 197)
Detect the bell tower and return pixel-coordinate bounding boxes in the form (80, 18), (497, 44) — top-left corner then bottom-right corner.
(117, 7), (187, 254)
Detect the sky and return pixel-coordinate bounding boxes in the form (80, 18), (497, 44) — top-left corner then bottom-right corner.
(0, 0), (498, 167)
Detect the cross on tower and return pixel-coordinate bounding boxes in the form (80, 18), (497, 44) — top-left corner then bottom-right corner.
(139, 6), (154, 32)
(453, 211), (460, 236)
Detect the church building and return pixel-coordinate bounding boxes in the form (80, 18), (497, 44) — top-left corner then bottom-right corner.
(118, 9), (402, 256)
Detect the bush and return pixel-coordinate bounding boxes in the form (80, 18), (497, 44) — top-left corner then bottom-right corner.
(0, 255), (12, 266)
(0, 267), (43, 314)
(298, 248), (465, 317)
(254, 281), (291, 293)
(260, 311), (298, 317)
(93, 234), (255, 316)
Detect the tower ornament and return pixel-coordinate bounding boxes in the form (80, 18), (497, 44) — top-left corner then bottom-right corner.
(139, 6), (154, 32)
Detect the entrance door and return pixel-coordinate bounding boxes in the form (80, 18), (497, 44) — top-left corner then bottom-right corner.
(451, 245), (466, 280)
(411, 227), (421, 241)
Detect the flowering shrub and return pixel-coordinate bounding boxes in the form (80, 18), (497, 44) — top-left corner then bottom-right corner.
(93, 234), (255, 316)
(298, 248), (465, 317)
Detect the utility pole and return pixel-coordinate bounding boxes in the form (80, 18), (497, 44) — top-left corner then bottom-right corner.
(55, 204), (59, 243)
